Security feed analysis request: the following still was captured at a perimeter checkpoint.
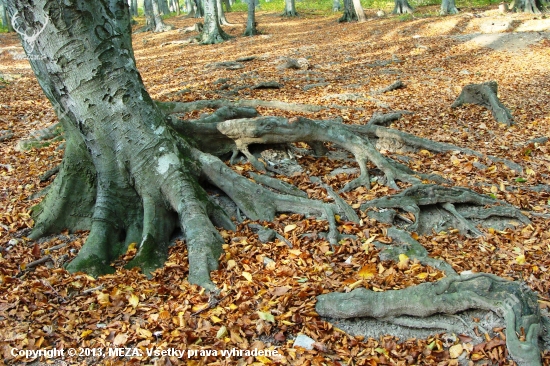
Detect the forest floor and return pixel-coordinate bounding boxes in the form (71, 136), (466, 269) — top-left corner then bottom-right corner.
(1, 6), (550, 366)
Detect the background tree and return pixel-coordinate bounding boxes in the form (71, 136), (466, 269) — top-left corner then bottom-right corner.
(244, 0), (258, 36)
(333, 0), (341, 11)
(337, 0), (367, 22)
(512, 0), (544, 12)
(217, 0), (231, 25)
(201, 0), (230, 43)
(392, 0), (414, 13)
(1, 1), (12, 32)
(440, 0), (459, 14)
(144, 0), (174, 32)
(130, 0), (139, 16)
(282, 0), (297, 16)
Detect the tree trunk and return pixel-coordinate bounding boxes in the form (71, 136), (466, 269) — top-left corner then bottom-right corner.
(144, 0), (174, 31)
(1, 2), (12, 32)
(159, 0), (170, 14)
(201, 0), (230, 43)
(333, 0), (341, 11)
(222, 0), (232, 12)
(4, 0), (223, 289)
(440, 0), (458, 14)
(131, 0), (139, 16)
(244, 0), (258, 36)
(511, 0), (544, 12)
(339, 0), (358, 22)
(392, 0), (414, 13)
(195, 0), (204, 18)
(282, 0), (297, 16)
(352, 0), (366, 21)
(217, 0), (231, 25)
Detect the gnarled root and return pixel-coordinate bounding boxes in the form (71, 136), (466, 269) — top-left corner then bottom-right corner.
(361, 184), (530, 237)
(316, 273), (542, 365)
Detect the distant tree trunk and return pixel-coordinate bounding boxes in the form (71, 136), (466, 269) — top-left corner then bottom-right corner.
(440, 0), (458, 14)
(159, 0), (170, 14)
(1, 2), (12, 32)
(282, 0), (297, 16)
(217, 0), (231, 25)
(511, 0), (544, 12)
(244, 0), (257, 36)
(144, 0), (174, 31)
(222, 0), (232, 11)
(333, 0), (341, 11)
(352, 0), (366, 21)
(201, 0), (230, 43)
(195, 0), (204, 17)
(130, 0), (139, 16)
(392, 0), (414, 13)
(339, 0), (358, 22)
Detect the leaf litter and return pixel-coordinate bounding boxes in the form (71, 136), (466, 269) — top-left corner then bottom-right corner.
(1, 7), (550, 365)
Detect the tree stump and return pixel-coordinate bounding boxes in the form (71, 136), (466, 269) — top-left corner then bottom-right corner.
(452, 81), (514, 126)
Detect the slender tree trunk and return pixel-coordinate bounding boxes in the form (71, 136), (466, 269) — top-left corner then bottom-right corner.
(392, 0), (414, 13)
(195, 0), (204, 18)
(440, 0), (458, 14)
(4, 0), (223, 289)
(352, 0), (366, 21)
(130, 0), (139, 16)
(244, 0), (257, 36)
(282, 0), (297, 16)
(201, 0), (230, 43)
(159, 0), (170, 14)
(144, 0), (173, 31)
(222, 0), (231, 12)
(1, 2), (12, 32)
(174, 0), (181, 15)
(217, 0), (231, 25)
(339, 0), (358, 22)
(333, 0), (341, 11)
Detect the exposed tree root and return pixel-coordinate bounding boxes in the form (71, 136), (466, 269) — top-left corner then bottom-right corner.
(361, 184), (530, 236)
(452, 81), (515, 126)
(157, 98), (324, 114)
(17, 122), (63, 151)
(316, 273), (542, 365)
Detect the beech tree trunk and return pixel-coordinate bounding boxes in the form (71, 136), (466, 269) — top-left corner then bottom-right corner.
(216, 0), (231, 25)
(201, 0), (230, 43)
(144, 0), (174, 32)
(352, 0), (366, 21)
(1, 2), (12, 32)
(440, 0), (459, 14)
(339, 0), (358, 22)
(512, 0), (544, 12)
(392, 0), (414, 13)
(130, 0), (139, 16)
(283, 0), (297, 16)
(5, 0), (223, 289)
(244, 0), (258, 36)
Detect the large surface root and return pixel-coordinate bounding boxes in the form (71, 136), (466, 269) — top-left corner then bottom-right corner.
(361, 184), (530, 237)
(316, 273), (542, 365)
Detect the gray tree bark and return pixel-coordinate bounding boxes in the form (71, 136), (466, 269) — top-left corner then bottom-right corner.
(512, 0), (544, 12)
(339, 0), (358, 22)
(216, 0), (231, 25)
(144, 0), (174, 32)
(352, 0), (366, 21)
(440, 0), (458, 14)
(5, 0), (222, 289)
(392, 0), (414, 13)
(282, 0), (297, 16)
(333, 0), (341, 11)
(1, 1), (12, 32)
(244, 0), (258, 36)
(131, 0), (139, 16)
(201, 0), (230, 43)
